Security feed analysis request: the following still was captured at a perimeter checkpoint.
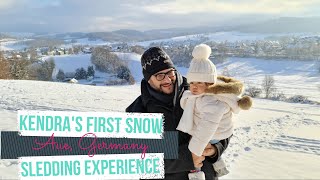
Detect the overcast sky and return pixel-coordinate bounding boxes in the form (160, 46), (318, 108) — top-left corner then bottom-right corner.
(0, 0), (319, 33)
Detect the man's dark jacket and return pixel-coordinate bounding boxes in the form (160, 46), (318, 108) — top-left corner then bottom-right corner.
(126, 74), (230, 180)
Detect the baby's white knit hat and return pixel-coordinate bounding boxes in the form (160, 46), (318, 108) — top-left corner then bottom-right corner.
(187, 44), (217, 84)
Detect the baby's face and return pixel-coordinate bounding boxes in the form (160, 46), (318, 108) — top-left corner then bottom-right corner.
(189, 82), (208, 95)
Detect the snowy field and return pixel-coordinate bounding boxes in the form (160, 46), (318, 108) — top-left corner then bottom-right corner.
(216, 57), (320, 102)
(0, 39), (30, 51)
(0, 79), (319, 179)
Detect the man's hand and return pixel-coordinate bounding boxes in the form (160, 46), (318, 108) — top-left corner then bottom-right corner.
(192, 153), (205, 168)
(202, 143), (217, 157)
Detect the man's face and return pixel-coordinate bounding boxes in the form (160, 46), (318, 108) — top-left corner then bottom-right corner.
(148, 68), (176, 94)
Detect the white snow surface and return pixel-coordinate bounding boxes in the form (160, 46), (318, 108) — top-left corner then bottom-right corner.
(0, 80), (319, 179)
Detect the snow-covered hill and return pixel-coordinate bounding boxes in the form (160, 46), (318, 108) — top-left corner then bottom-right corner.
(134, 31), (270, 47)
(2, 31), (318, 51)
(0, 80), (319, 179)
(215, 57), (320, 102)
(0, 39), (30, 51)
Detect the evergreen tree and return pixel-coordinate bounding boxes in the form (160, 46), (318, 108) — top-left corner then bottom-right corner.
(56, 69), (65, 81)
(116, 65), (130, 81)
(74, 67), (87, 80)
(87, 65), (95, 78)
(116, 65), (135, 84)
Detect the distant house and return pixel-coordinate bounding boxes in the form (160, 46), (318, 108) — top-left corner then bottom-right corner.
(82, 47), (92, 54)
(111, 43), (129, 52)
(55, 50), (61, 55)
(39, 47), (49, 55)
(162, 45), (170, 49)
(102, 45), (112, 51)
(48, 51), (55, 56)
(54, 50), (65, 55)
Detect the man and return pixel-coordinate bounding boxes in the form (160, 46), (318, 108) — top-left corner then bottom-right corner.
(126, 47), (231, 179)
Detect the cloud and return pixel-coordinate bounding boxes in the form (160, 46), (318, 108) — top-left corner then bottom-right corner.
(83, 16), (138, 32)
(0, 0), (17, 9)
(0, 0), (320, 33)
(142, 0), (320, 15)
(0, 0), (61, 11)
(29, 0), (61, 8)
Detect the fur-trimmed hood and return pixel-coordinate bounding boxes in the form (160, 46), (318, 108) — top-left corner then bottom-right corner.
(205, 76), (244, 95)
(205, 76), (253, 110)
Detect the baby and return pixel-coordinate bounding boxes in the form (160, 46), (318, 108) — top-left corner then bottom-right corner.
(177, 44), (252, 179)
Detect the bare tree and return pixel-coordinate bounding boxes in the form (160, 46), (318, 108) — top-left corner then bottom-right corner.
(91, 47), (122, 73)
(28, 48), (38, 62)
(0, 51), (11, 79)
(167, 46), (192, 67)
(29, 57), (56, 81)
(72, 45), (83, 54)
(9, 56), (31, 80)
(130, 45), (144, 55)
(262, 75), (276, 98)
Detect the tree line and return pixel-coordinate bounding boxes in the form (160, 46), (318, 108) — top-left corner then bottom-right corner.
(90, 47), (135, 85)
(0, 51), (55, 81)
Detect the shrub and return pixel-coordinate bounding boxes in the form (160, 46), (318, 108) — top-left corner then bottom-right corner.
(245, 86), (262, 97)
(270, 91), (287, 101)
(105, 79), (127, 85)
(287, 95), (311, 104)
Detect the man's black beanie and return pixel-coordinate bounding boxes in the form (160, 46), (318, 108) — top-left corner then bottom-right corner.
(141, 47), (175, 81)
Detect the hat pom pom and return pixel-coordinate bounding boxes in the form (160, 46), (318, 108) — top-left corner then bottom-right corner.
(192, 44), (211, 60)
